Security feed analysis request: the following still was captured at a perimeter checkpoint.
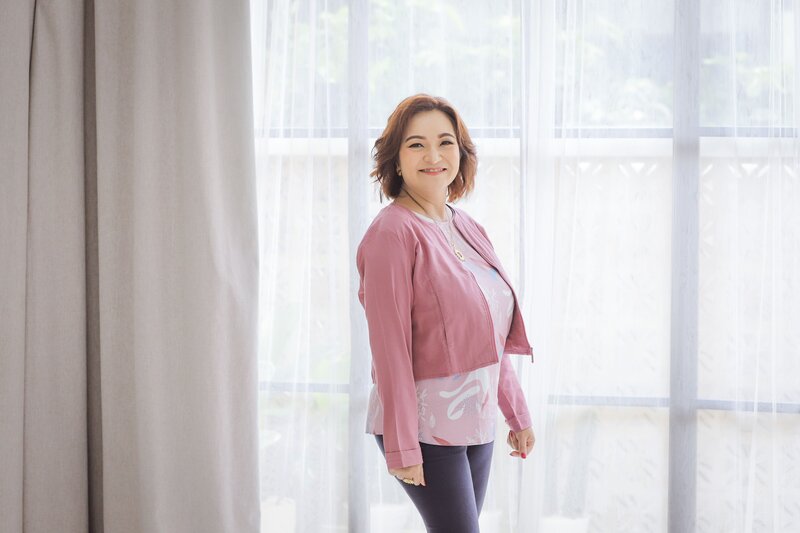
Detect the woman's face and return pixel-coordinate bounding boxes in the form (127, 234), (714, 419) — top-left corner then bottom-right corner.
(396, 110), (460, 200)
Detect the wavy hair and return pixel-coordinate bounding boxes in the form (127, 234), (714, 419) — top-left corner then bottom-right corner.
(370, 94), (477, 202)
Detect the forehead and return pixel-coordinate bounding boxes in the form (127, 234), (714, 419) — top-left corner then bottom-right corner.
(404, 110), (455, 135)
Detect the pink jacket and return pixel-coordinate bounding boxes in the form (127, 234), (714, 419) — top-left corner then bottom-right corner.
(356, 201), (535, 468)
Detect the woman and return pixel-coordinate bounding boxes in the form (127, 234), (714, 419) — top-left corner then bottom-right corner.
(356, 94), (535, 532)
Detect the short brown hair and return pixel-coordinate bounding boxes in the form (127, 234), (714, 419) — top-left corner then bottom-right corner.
(370, 94), (477, 202)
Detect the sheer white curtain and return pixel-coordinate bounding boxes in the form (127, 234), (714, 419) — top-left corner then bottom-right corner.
(250, 0), (800, 531)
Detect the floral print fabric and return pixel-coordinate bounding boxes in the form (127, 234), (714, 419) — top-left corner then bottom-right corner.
(365, 208), (520, 446)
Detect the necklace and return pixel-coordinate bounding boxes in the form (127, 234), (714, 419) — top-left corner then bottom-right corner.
(401, 189), (466, 261)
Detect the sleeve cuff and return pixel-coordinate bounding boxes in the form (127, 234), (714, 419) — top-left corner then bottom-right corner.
(505, 412), (532, 432)
(384, 446), (423, 469)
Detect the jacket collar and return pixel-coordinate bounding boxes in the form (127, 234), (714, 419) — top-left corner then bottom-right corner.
(387, 201), (490, 258)
(387, 200), (458, 223)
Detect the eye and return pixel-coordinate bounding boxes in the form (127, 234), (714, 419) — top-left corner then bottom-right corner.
(408, 140), (455, 148)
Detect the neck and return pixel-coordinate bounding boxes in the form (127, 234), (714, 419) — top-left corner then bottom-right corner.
(397, 188), (448, 221)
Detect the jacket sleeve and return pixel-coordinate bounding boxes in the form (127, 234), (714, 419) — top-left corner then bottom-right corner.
(356, 230), (423, 469)
(498, 353), (532, 432)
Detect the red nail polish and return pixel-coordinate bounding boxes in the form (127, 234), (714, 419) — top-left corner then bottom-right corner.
(522, 453), (527, 459)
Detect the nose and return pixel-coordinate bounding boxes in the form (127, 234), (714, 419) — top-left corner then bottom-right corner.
(423, 146), (441, 163)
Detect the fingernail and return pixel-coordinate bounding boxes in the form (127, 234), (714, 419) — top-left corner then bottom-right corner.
(522, 453), (527, 459)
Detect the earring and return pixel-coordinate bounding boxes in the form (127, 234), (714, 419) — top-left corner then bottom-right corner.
(397, 168), (402, 176)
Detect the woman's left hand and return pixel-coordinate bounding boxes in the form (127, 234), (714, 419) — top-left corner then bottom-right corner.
(507, 427), (535, 459)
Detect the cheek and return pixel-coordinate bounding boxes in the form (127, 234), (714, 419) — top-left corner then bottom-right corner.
(400, 148), (417, 162)
(397, 151), (411, 168)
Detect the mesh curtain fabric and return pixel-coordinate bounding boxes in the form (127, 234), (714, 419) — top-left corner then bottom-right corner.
(252, 0), (800, 532)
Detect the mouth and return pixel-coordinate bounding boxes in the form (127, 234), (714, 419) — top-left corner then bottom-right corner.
(419, 168), (447, 175)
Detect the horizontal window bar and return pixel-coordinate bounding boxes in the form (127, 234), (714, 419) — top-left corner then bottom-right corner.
(258, 383), (800, 413)
(556, 127), (799, 138)
(548, 395), (800, 413)
(255, 126), (799, 139)
(695, 399), (800, 414)
(260, 381), (351, 394)
(554, 127), (674, 138)
(547, 394), (670, 408)
(255, 127), (522, 138)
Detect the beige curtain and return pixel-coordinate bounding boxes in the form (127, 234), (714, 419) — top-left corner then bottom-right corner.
(0, 1), (260, 532)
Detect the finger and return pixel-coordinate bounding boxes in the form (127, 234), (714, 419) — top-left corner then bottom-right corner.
(523, 436), (534, 457)
(512, 434), (525, 458)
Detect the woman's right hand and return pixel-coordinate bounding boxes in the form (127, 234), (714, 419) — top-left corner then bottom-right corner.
(388, 463), (426, 487)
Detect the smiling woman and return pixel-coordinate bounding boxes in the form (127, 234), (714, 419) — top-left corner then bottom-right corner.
(357, 94), (536, 532)
(393, 111), (462, 221)
(369, 94), (478, 216)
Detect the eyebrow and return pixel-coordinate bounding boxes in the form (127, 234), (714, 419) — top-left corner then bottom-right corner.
(404, 133), (456, 143)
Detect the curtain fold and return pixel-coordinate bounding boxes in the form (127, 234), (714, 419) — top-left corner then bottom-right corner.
(0, 1), (261, 531)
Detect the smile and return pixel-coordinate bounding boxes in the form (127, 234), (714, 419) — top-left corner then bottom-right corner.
(420, 168), (446, 175)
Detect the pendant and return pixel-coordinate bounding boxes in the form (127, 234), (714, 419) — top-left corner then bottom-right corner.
(454, 248), (466, 261)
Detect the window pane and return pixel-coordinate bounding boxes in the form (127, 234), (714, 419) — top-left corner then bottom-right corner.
(700, 0), (798, 128)
(544, 405), (669, 529)
(368, 0), (521, 132)
(258, 391), (349, 532)
(555, 0), (675, 129)
(551, 147), (672, 397)
(696, 409), (800, 532)
(256, 139), (351, 385)
(698, 144), (800, 402)
(253, 0), (349, 133)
